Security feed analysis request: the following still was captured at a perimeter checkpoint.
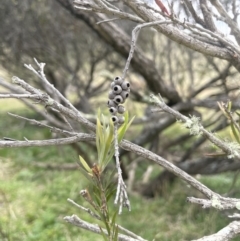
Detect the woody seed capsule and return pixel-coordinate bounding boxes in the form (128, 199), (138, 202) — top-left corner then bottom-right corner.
(114, 95), (124, 104)
(110, 82), (115, 89)
(121, 81), (130, 90)
(117, 105), (125, 114)
(113, 85), (122, 94)
(111, 115), (119, 124)
(121, 90), (129, 99)
(114, 76), (124, 85)
(118, 116), (125, 125)
(107, 99), (117, 108)
(109, 107), (117, 114)
(108, 90), (115, 99)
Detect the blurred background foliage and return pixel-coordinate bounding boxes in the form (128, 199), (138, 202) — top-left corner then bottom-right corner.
(1, 0), (240, 240)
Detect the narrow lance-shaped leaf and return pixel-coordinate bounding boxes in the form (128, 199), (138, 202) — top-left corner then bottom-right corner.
(99, 226), (108, 241)
(111, 210), (118, 227)
(96, 117), (103, 156)
(230, 123), (240, 143)
(95, 111), (134, 172)
(104, 123), (114, 159)
(113, 225), (119, 241)
(97, 114), (114, 171)
(97, 119), (107, 168)
(235, 111), (240, 118)
(118, 112), (135, 142)
(79, 155), (92, 174)
(227, 101), (232, 112)
(100, 214), (111, 236)
(101, 125), (112, 168)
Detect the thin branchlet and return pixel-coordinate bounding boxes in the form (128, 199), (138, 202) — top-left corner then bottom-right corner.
(150, 94), (240, 159)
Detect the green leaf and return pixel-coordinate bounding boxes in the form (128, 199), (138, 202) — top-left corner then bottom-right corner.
(106, 186), (116, 202)
(227, 101), (232, 112)
(99, 226), (108, 241)
(113, 225), (119, 241)
(101, 127), (113, 169)
(79, 156), (92, 174)
(95, 110), (134, 172)
(96, 112), (115, 171)
(104, 169), (116, 188)
(230, 123), (240, 143)
(96, 111), (107, 158)
(92, 187), (102, 206)
(118, 112), (135, 142)
(101, 217), (111, 236)
(96, 117), (103, 158)
(111, 210), (118, 226)
(104, 124), (114, 158)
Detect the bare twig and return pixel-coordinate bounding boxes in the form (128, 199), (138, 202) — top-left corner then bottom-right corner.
(229, 214), (240, 219)
(117, 225), (147, 241)
(73, 0), (143, 23)
(191, 221), (240, 241)
(67, 198), (101, 220)
(67, 199), (147, 241)
(209, 0), (240, 45)
(58, 113), (75, 132)
(0, 134), (95, 148)
(122, 20), (171, 79)
(11, 76), (96, 131)
(8, 112), (75, 136)
(150, 94), (240, 159)
(114, 125), (130, 214)
(0, 93), (40, 99)
(96, 17), (119, 24)
(0, 77), (67, 129)
(187, 196), (240, 210)
(64, 214), (141, 241)
(25, 58), (81, 114)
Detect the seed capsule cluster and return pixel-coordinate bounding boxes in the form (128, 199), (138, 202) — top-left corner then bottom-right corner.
(107, 76), (130, 125)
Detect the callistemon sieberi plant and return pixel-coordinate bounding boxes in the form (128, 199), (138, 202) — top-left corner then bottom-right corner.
(78, 76), (134, 239)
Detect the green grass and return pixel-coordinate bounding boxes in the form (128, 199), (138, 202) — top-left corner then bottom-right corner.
(0, 110), (240, 241)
